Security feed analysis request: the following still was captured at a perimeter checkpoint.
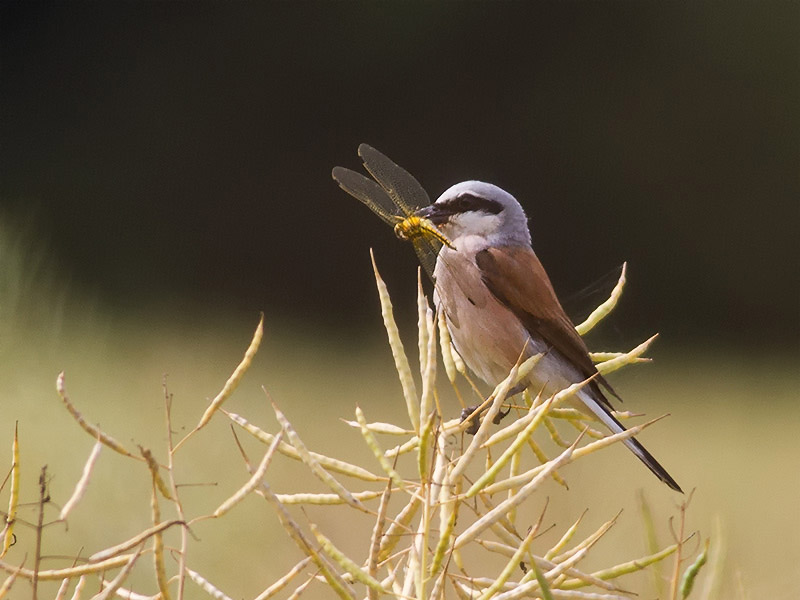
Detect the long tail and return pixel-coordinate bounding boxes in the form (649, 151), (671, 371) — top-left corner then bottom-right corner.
(578, 390), (683, 493)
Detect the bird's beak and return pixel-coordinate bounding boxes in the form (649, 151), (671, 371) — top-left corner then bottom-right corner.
(415, 204), (449, 225)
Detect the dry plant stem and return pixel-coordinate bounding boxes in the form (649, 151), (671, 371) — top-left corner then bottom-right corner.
(0, 256), (689, 599)
(56, 373), (143, 461)
(253, 556), (313, 600)
(566, 419), (606, 440)
(419, 294), (438, 426)
(140, 447), (172, 501)
(469, 394), (558, 495)
(562, 542), (680, 589)
(92, 545), (143, 600)
(451, 578), (474, 599)
(341, 420), (411, 435)
(546, 510), (588, 560)
(366, 486), (391, 600)
(54, 557), (84, 600)
(274, 491), (384, 505)
(371, 251), (420, 433)
(0, 553), (137, 580)
(150, 481), (171, 600)
(380, 559), (405, 595)
(551, 513), (619, 565)
(1, 423), (19, 559)
(546, 546), (597, 590)
(33, 466), (48, 600)
(0, 558), (24, 599)
(163, 380), (189, 600)
(477, 517), (541, 600)
(258, 481), (357, 598)
(437, 302), (458, 387)
(479, 540), (619, 592)
(89, 521), (183, 562)
(68, 575), (86, 599)
(471, 375), (595, 495)
(310, 524), (386, 594)
(589, 351), (626, 361)
(186, 568), (234, 600)
(450, 353), (539, 480)
(498, 549), (591, 600)
(417, 270), (430, 380)
(595, 334), (658, 376)
(383, 435), (422, 459)
(273, 402), (368, 513)
(59, 441), (102, 521)
(467, 366), (543, 449)
(429, 434), (458, 579)
(467, 490), (526, 547)
(669, 492), (693, 600)
(428, 566), (448, 600)
(355, 406), (403, 488)
(548, 407), (637, 421)
(400, 525), (418, 598)
(286, 574), (314, 600)
(417, 506), (433, 598)
(481, 417), (664, 496)
(225, 410), (381, 482)
(54, 576), (70, 600)
(527, 438), (568, 488)
(378, 494), (420, 561)
(418, 411), (436, 485)
(454, 437), (579, 550)
(543, 417), (571, 448)
(98, 584), (154, 600)
(211, 431), (282, 519)
(575, 262), (626, 335)
(173, 313), (264, 452)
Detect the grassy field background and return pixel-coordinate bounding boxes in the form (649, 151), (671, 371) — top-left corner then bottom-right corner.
(1, 275), (798, 598)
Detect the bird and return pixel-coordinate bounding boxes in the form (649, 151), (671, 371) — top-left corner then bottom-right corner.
(415, 181), (682, 492)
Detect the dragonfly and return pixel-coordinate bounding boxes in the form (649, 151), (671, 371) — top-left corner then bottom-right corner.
(332, 143), (455, 280)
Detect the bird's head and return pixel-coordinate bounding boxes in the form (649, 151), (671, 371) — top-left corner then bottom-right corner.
(416, 181), (531, 246)
(415, 181), (531, 248)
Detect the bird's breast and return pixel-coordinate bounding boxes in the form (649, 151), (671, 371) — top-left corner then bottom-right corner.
(434, 247), (546, 386)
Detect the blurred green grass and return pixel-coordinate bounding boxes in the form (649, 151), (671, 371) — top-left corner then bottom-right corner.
(1, 224), (798, 597)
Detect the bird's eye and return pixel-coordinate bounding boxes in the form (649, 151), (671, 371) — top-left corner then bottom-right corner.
(448, 194), (503, 215)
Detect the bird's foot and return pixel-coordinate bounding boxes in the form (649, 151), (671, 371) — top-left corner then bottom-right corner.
(460, 404), (512, 434)
(492, 405), (512, 425)
(460, 405), (481, 435)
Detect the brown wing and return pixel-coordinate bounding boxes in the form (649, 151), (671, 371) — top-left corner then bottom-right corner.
(475, 246), (620, 407)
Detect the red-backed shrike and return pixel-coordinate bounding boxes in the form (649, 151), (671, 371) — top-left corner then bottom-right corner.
(416, 181), (682, 492)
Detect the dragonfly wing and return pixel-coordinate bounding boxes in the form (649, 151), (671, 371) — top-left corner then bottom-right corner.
(335, 145), (444, 284)
(358, 144), (430, 215)
(413, 239), (442, 282)
(332, 166), (399, 226)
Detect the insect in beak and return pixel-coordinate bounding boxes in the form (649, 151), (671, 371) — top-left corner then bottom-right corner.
(393, 215), (456, 249)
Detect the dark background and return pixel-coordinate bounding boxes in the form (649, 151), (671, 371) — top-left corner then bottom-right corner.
(2, 2), (798, 350)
